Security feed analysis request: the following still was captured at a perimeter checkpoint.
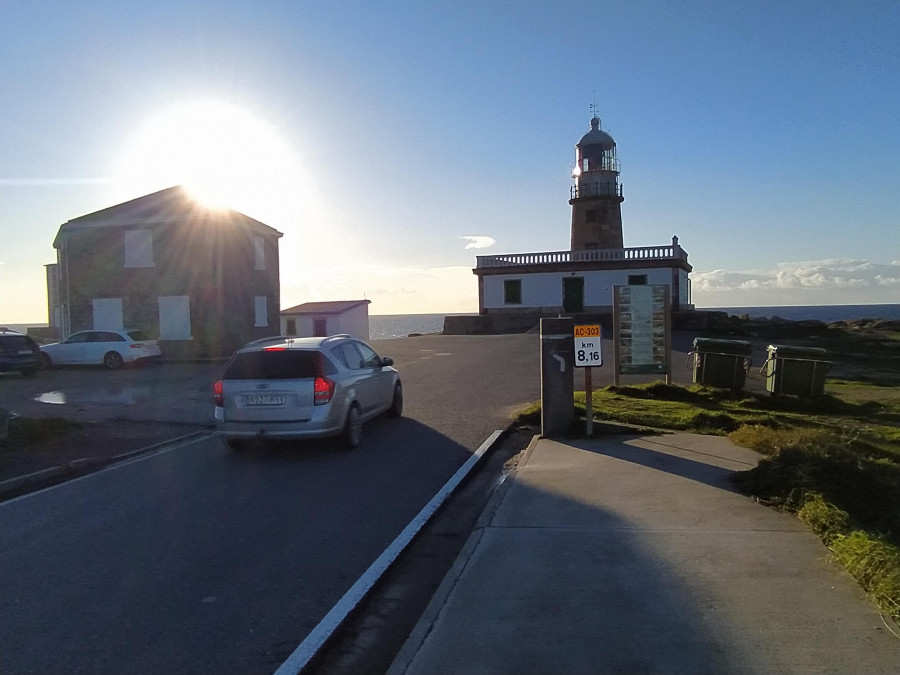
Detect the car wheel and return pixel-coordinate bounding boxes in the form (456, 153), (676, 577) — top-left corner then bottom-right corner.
(388, 382), (403, 418)
(340, 404), (362, 450)
(103, 351), (125, 370)
(39, 353), (52, 369)
(225, 438), (248, 451)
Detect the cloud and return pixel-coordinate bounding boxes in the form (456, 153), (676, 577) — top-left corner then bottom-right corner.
(460, 235), (496, 250)
(691, 259), (900, 306)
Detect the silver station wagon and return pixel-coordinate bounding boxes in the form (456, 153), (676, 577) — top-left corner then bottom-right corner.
(213, 334), (402, 450)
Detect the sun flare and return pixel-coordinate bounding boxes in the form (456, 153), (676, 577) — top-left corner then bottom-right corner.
(114, 100), (311, 226)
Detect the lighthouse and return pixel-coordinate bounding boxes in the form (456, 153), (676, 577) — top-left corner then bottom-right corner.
(569, 115), (624, 250)
(459, 110), (694, 333)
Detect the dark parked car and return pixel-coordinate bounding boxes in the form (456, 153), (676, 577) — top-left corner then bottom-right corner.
(0, 330), (41, 376)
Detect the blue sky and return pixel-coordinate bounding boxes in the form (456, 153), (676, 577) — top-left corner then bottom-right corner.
(2, 1), (898, 323)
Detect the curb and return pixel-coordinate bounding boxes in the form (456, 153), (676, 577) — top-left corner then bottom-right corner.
(0, 430), (211, 499)
(388, 432), (540, 675)
(273, 429), (507, 675)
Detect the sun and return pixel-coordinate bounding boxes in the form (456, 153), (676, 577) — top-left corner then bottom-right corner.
(114, 100), (311, 225)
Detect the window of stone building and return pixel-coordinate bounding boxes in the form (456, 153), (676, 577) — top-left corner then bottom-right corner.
(585, 209), (597, 222)
(159, 296), (191, 339)
(628, 274), (648, 285)
(255, 296), (268, 327)
(124, 230), (154, 268)
(254, 236), (266, 271)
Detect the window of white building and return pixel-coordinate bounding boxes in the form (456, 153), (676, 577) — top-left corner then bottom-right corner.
(504, 279), (522, 305)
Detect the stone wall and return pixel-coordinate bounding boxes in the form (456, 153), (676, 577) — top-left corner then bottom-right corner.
(443, 311), (900, 338)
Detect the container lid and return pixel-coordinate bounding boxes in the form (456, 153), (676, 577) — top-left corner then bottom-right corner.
(693, 338), (753, 355)
(766, 344), (831, 358)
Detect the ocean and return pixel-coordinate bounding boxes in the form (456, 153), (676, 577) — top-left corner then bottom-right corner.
(371, 304), (900, 339)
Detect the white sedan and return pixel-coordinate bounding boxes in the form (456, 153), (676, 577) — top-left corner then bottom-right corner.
(39, 329), (162, 370)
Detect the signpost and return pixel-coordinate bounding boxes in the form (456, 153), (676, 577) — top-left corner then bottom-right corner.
(574, 324), (602, 436)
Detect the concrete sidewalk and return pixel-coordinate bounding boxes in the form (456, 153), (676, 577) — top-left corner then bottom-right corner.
(388, 433), (900, 674)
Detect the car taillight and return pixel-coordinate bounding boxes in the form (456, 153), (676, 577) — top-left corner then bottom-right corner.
(213, 380), (224, 407)
(313, 376), (335, 406)
(130, 344), (143, 349)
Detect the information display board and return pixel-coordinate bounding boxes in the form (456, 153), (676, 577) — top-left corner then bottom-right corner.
(613, 285), (671, 380)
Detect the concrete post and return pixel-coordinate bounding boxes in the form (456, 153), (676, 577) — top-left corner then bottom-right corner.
(540, 317), (574, 437)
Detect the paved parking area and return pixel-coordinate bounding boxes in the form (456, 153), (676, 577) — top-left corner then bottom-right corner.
(0, 361), (224, 425)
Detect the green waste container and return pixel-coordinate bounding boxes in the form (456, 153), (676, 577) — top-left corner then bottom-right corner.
(690, 338), (753, 390)
(763, 344), (831, 397)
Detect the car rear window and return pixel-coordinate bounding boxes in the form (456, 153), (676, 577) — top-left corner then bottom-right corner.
(127, 330), (152, 341)
(223, 350), (326, 380)
(0, 335), (35, 352)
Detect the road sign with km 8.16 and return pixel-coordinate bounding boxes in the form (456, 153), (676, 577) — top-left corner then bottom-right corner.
(574, 325), (602, 367)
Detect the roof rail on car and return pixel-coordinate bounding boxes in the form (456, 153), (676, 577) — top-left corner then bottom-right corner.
(320, 334), (352, 344)
(242, 335), (295, 348)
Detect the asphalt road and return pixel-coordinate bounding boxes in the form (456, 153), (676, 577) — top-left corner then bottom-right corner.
(0, 334), (544, 675)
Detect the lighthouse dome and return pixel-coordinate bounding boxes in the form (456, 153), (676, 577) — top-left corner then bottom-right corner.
(577, 116), (615, 148)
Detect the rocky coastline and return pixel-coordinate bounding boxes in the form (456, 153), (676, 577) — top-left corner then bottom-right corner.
(676, 310), (900, 340)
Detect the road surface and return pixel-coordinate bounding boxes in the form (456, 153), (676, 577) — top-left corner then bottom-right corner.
(1, 334), (543, 674)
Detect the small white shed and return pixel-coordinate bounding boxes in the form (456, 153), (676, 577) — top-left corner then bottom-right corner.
(280, 300), (371, 341)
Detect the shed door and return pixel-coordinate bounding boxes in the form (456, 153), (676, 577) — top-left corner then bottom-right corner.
(562, 277), (584, 313)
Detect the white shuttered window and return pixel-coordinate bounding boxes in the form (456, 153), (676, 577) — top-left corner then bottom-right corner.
(159, 296), (191, 340)
(124, 230), (154, 268)
(254, 296), (267, 327)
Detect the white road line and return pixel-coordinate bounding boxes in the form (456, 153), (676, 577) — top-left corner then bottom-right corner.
(273, 429), (504, 675)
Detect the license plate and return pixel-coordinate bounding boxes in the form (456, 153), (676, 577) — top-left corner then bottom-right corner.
(245, 394), (285, 406)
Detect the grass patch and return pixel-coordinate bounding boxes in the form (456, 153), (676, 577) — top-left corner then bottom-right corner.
(729, 423), (900, 621)
(573, 385), (766, 434)
(569, 381), (900, 459)
(515, 401), (542, 426)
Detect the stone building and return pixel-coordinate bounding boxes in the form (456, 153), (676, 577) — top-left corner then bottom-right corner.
(47, 186), (283, 358)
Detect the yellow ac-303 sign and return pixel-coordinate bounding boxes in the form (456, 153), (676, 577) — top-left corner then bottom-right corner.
(573, 324), (601, 338)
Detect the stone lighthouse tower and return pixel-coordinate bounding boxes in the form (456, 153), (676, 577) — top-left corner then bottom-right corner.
(569, 114), (624, 250)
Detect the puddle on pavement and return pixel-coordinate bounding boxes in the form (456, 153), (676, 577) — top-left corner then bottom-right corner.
(34, 386), (151, 407)
(34, 391), (67, 405)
